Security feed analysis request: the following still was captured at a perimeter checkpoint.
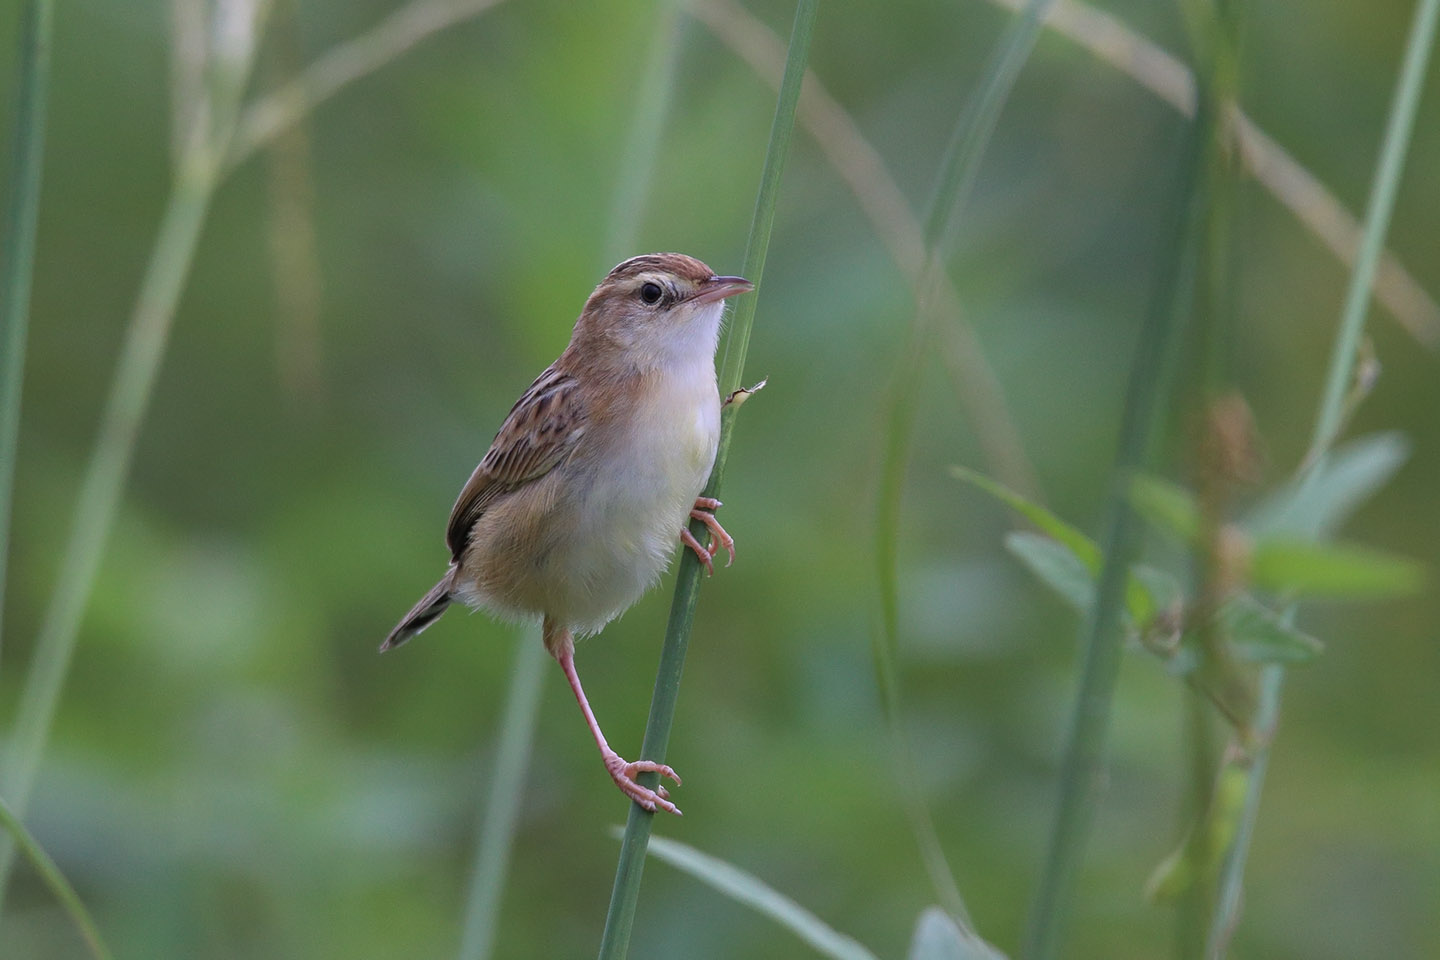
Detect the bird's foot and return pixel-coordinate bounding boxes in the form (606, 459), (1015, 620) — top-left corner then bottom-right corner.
(604, 752), (682, 816)
(681, 497), (734, 575)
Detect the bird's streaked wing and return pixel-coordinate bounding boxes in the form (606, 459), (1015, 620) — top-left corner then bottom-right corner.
(445, 365), (586, 561)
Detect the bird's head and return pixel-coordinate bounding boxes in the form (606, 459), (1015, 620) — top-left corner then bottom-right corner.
(573, 253), (753, 370)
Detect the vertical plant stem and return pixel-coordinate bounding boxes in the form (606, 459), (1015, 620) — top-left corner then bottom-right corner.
(1202, 664), (1279, 957)
(0, 166), (216, 908)
(455, 8), (690, 955)
(1304, 0), (1439, 467)
(1175, 696), (1216, 960)
(0, 796), (114, 960)
(873, 0), (1057, 921)
(596, 2), (818, 957)
(0, 0), (55, 670)
(604, 0), (685, 263)
(457, 634), (547, 960)
(1174, 1), (1243, 953)
(1205, 0), (1439, 953)
(922, 0), (1056, 252)
(1024, 97), (1210, 960)
(0, 0), (272, 911)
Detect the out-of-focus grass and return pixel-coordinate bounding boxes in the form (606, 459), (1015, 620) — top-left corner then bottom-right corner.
(0, 0), (53, 670)
(1208, 0), (1440, 952)
(0, 0), (1435, 957)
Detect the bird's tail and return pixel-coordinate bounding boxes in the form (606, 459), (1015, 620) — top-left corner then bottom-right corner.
(381, 573), (454, 652)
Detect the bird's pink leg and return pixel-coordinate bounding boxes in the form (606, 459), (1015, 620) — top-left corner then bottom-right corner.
(687, 496), (735, 568)
(553, 631), (682, 816)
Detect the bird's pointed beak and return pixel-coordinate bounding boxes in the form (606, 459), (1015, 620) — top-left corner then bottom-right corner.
(691, 275), (754, 305)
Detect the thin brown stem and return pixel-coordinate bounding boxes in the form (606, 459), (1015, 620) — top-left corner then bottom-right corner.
(984, 0), (1440, 349)
(225, 0), (511, 173)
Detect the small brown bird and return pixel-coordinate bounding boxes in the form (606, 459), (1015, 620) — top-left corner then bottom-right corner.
(383, 253), (752, 815)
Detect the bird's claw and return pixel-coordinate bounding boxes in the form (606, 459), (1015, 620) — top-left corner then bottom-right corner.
(681, 528), (715, 576)
(605, 754), (683, 816)
(683, 498), (734, 573)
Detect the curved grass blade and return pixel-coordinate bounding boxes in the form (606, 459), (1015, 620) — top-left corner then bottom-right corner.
(0, 795), (114, 960)
(873, 0), (1060, 920)
(631, 832), (880, 960)
(954, 467), (1097, 568)
(981, 0), (1440, 348)
(907, 906), (1008, 960)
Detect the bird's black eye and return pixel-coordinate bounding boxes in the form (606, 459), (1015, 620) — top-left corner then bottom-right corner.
(639, 282), (663, 305)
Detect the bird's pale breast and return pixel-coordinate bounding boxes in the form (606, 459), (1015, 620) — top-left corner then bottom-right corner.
(460, 357), (720, 635)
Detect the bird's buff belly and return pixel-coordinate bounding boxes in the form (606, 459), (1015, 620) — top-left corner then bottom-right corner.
(456, 452), (708, 635)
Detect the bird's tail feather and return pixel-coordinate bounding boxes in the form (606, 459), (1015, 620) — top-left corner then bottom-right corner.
(381, 574), (454, 651)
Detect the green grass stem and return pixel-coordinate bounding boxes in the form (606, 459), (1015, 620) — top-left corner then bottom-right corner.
(922, 0), (1055, 252)
(0, 0), (54, 672)
(873, 0), (1057, 923)
(1023, 89), (1210, 960)
(603, 0), (685, 263)
(0, 795), (113, 960)
(1205, 1), (1439, 953)
(1176, 0), (1243, 951)
(1202, 664), (1280, 957)
(596, 2), (819, 956)
(455, 9), (688, 951)
(0, 0), (271, 912)
(457, 634), (547, 960)
(0, 160), (217, 915)
(1304, 0), (1439, 466)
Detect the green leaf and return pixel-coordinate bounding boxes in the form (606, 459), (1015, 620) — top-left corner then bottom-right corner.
(1251, 539), (1425, 598)
(636, 833), (881, 960)
(954, 467), (1100, 570)
(1246, 432), (1409, 541)
(1005, 532), (1095, 612)
(1130, 474), (1202, 544)
(1003, 532), (1169, 632)
(956, 467), (1170, 625)
(1216, 595), (1323, 663)
(907, 906), (1009, 960)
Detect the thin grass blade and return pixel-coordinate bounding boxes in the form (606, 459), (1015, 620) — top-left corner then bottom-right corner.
(0, 0), (55, 670)
(0, 0), (273, 910)
(456, 634), (546, 960)
(632, 832), (880, 960)
(0, 796), (114, 960)
(604, 0), (686, 262)
(872, 0), (1059, 921)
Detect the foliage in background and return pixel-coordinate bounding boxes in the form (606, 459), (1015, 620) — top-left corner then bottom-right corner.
(0, 0), (1435, 958)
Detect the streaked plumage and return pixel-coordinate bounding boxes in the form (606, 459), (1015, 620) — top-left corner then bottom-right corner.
(383, 253), (752, 815)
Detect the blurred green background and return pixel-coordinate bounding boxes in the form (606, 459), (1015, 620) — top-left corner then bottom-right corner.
(1, 0), (1437, 957)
